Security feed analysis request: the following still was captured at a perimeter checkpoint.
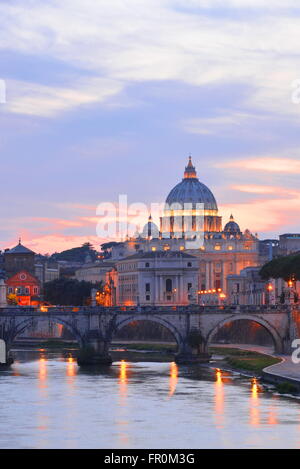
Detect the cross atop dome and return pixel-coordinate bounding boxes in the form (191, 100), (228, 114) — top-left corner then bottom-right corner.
(184, 156), (197, 179)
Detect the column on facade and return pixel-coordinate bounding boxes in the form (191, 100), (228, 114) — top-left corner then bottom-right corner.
(174, 276), (178, 303)
(179, 275), (184, 304)
(210, 262), (214, 290)
(221, 261), (224, 292)
(155, 275), (160, 304)
(205, 262), (210, 290)
(160, 276), (164, 303)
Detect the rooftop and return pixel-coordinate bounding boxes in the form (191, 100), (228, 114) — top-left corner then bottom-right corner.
(120, 251), (196, 261)
(6, 239), (35, 255)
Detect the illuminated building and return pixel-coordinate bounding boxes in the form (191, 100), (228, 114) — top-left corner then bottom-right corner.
(104, 157), (260, 303)
(6, 270), (40, 306)
(116, 251), (198, 306)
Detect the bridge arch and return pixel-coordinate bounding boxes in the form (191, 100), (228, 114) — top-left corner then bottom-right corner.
(11, 316), (85, 347)
(206, 314), (284, 354)
(109, 314), (185, 349)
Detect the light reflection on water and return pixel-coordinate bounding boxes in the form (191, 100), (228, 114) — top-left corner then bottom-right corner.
(1, 350), (300, 449)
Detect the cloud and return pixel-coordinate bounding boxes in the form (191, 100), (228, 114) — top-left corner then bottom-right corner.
(181, 111), (272, 136)
(217, 157), (300, 174)
(1, 0), (300, 119)
(6, 77), (123, 117)
(21, 234), (105, 254)
(231, 184), (300, 196)
(220, 185), (300, 234)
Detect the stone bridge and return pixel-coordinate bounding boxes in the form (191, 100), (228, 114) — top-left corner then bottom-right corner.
(0, 304), (299, 365)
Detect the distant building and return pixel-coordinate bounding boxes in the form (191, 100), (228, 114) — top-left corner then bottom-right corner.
(6, 270), (41, 306)
(35, 255), (60, 285)
(279, 234), (300, 256)
(227, 266), (300, 306)
(4, 240), (36, 277)
(115, 251), (199, 306)
(75, 259), (115, 284)
(227, 267), (268, 306)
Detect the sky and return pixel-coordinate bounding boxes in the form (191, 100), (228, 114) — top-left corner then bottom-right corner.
(1, 0), (300, 254)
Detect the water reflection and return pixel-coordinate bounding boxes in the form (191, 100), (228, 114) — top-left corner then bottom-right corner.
(250, 378), (260, 427)
(66, 356), (76, 378)
(38, 357), (47, 387)
(117, 360), (130, 446)
(1, 350), (300, 449)
(169, 362), (178, 398)
(214, 368), (224, 428)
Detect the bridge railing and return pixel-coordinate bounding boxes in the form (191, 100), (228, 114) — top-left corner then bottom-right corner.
(0, 304), (298, 316)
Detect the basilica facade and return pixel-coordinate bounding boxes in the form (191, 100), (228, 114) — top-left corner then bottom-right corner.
(101, 157), (260, 306)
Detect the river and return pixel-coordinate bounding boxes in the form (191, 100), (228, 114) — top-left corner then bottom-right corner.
(1, 349), (300, 449)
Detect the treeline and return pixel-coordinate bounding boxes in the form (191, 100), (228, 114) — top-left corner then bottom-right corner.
(44, 278), (100, 306)
(260, 253), (300, 281)
(50, 242), (99, 263)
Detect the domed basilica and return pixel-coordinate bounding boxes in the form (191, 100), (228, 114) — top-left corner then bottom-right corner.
(105, 157), (260, 305)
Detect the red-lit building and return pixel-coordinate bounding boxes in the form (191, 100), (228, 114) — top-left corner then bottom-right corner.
(6, 270), (41, 306)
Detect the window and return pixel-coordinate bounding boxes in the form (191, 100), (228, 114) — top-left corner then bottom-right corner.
(167, 295), (172, 301)
(145, 262), (150, 268)
(146, 295), (150, 301)
(188, 283), (192, 291)
(166, 278), (172, 292)
(187, 262), (192, 267)
(145, 283), (150, 292)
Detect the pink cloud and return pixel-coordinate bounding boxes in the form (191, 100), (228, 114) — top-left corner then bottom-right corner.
(16, 235), (106, 255)
(221, 185), (300, 234)
(217, 158), (300, 173)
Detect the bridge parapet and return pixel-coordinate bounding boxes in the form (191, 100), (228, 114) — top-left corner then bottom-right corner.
(0, 304), (295, 316)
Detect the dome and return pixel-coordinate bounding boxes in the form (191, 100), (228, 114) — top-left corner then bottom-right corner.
(165, 157), (218, 211)
(224, 215), (241, 233)
(141, 215), (160, 239)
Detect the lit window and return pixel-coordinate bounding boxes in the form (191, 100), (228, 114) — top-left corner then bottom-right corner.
(228, 245), (233, 251)
(151, 247), (156, 252)
(214, 245), (221, 251)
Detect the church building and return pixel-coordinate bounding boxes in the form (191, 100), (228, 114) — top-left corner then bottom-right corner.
(104, 157), (259, 305)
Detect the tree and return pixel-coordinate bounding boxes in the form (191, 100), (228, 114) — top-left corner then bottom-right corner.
(7, 293), (18, 305)
(44, 278), (98, 306)
(50, 243), (99, 263)
(260, 253), (300, 281)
